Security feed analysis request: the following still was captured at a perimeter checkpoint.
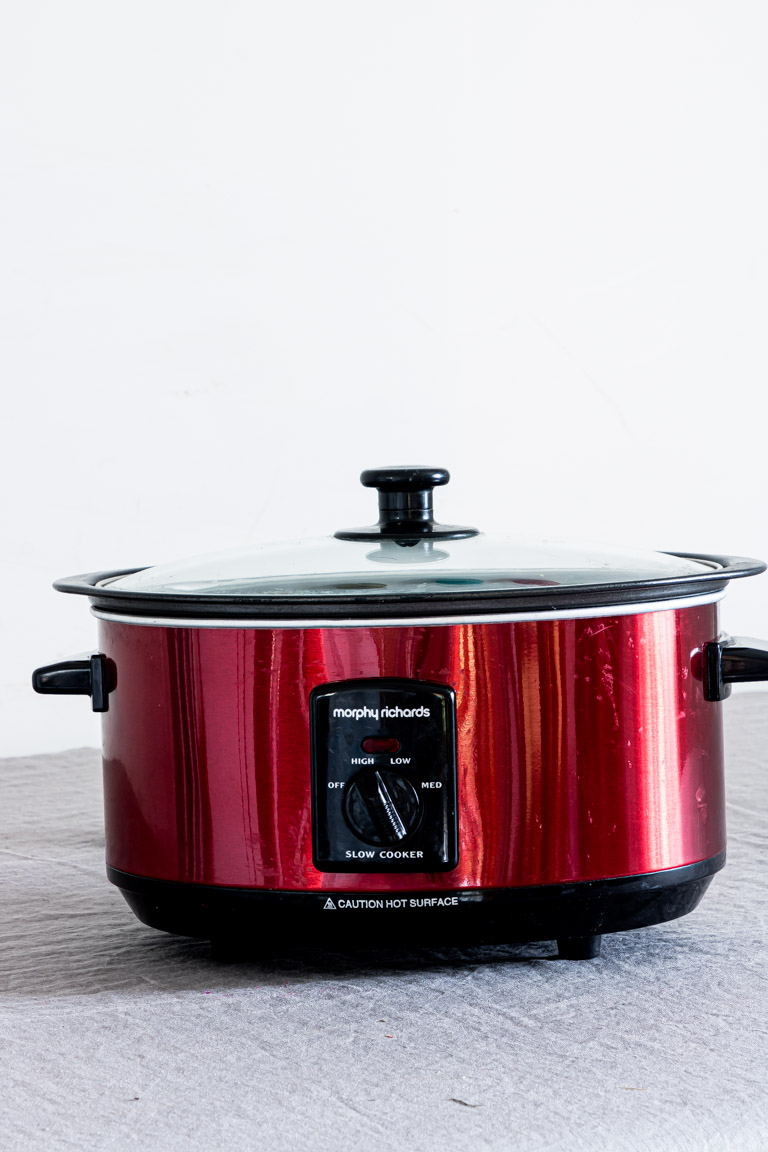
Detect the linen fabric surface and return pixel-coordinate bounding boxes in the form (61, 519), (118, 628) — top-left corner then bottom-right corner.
(1, 695), (767, 1151)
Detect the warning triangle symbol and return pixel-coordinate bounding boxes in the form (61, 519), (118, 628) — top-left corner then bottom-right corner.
(323, 897), (336, 910)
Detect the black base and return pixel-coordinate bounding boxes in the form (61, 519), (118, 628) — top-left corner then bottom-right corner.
(108, 853), (723, 959)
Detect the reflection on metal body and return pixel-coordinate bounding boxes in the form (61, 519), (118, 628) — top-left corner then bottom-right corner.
(98, 603), (724, 892)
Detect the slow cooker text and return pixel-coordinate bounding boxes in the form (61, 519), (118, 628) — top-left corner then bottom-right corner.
(345, 849), (424, 859)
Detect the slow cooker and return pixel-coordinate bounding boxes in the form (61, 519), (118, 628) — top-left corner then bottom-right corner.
(33, 467), (768, 959)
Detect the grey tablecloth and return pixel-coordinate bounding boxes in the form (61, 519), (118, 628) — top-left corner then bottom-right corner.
(2, 696), (767, 1151)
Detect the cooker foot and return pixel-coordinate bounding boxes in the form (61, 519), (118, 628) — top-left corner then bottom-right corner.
(557, 934), (602, 960)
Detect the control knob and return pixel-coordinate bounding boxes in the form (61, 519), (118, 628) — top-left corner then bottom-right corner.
(343, 768), (421, 846)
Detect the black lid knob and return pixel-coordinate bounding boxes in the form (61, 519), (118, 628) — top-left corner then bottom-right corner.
(360, 466), (450, 491)
(334, 466), (478, 544)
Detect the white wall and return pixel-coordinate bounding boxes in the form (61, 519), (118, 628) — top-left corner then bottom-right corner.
(2, 1), (767, 755)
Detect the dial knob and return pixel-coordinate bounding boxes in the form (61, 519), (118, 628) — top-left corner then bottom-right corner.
(343, 768), (421, 846)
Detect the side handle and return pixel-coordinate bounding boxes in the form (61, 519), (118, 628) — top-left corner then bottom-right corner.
(32, 653), (114, 713)
(704, 637), (768, 702)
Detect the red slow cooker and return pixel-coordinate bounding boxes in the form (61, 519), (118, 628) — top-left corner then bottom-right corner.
(33, 467), (768, 959)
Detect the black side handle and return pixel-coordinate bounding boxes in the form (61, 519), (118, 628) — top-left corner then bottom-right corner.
(334, 466), (479, 543)
(32, 653), (114, 713)
(704, 637), (768, 701)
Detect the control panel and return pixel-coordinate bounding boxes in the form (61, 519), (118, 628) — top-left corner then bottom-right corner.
(310, 679), (458, 873)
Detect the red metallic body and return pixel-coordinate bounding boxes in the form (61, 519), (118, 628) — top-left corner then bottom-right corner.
(98, 602), (724, 892)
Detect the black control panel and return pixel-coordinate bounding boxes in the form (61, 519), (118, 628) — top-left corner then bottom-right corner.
(310, 679), (458, 873)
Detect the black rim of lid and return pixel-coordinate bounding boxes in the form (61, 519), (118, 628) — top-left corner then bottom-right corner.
(53, 554), (766, 620)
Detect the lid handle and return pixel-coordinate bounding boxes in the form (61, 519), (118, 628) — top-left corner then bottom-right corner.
(335, 466), (478, 544)
(362, 466), (449, 530)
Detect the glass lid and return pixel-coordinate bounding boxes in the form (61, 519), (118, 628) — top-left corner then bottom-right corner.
(102, 466), (719, 601)
(106, 531), (714, 599)
(55, 467), (763, 619)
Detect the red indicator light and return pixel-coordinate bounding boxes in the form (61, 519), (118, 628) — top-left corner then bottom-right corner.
(361, 736), (401, 755)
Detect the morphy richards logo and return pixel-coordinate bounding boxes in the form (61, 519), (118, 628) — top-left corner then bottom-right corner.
(332, 704), (430, 721)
